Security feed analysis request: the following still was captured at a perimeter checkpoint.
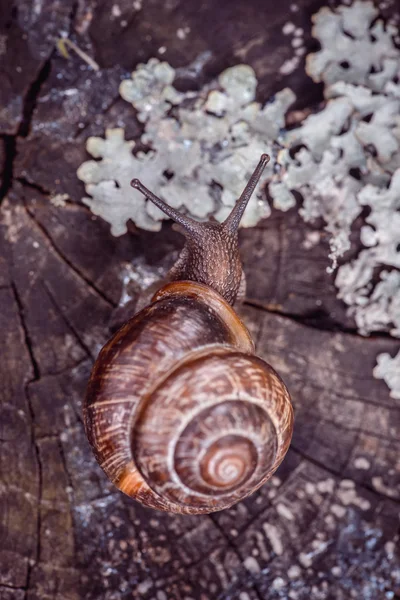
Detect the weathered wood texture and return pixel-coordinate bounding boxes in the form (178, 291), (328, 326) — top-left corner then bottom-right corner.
(1, 0), (399, 599)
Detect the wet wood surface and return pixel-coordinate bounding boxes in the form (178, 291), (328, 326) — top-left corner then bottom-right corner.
(1, 0), (399, 599)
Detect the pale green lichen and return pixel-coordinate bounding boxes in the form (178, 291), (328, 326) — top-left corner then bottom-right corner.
(268, 1), (400, 398)
(270, 80), (400, 264)
(119, 58), (181, 123)
(300, 1), (400, 397)
(77, 1), (400, 398)
(306, 0), (399, 90)
(77, 128), (163, 234)
(78, 62), (295, 235)
(374, 350), (400, 400)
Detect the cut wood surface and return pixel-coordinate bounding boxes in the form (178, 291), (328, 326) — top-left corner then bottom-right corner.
(0, 1), (399, 599)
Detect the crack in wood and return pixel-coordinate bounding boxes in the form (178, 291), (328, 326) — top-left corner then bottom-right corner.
(57, 437), (78, 559)
(27, 355), (90, 382)
(35, 421), (82, 442)
(209, 514), (265, 600)
(10, 282), (43, 597)
(297, 379), (400, 412)
(41, 279), (95, 361)
(0, 135), (17, 203)
(10, 282), (40, 381)
(24, 387), (43, 597)
(22, 200), (116, 308)
(291, 445), (400, 505)
(0, 57), (53, 205)
(0, 481), (70, 511)
(18, 177), (93, 214)
(244, 298), (398, 341)
(296, 414), (399, 441)
(0, 582), (28, 591)
(19, 59), (53, 139)
(17, 177), (53, 198)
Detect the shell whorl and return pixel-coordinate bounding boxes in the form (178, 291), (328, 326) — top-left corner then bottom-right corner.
(84, 281), (293, 514)
(132, 348), (292, 512)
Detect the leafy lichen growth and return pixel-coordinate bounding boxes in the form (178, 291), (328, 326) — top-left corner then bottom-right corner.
(374, 350), (400, 400)
(77, 2), (400, 397)
(306, 0), (399, 90)
(336, 171), (400, 335)
(299, 1), (400, 395)
(77, 59), (295, 235)
(269, 1), (400, 397)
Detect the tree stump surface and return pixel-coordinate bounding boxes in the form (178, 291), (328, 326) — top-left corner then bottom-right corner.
(0, 1), (399, 599)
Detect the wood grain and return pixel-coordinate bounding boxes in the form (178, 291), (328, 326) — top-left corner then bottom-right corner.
(1, 0), (399, 598)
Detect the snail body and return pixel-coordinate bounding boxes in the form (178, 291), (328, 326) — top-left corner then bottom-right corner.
(84, 155), (294, 514)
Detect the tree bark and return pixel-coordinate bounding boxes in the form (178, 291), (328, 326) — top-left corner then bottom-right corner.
(0, 1), (399, 599)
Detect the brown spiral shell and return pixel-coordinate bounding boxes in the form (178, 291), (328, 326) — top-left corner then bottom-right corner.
(84, 281), (293, 514)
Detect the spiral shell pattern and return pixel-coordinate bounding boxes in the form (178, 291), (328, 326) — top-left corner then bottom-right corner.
(133, 348), (293, 512)
(84, 281), (293, 514)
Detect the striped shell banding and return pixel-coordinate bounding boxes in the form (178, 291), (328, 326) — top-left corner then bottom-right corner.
(84, 155), (294, 515)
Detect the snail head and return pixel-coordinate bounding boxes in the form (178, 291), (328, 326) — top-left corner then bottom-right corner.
(131, 154), (270, 305)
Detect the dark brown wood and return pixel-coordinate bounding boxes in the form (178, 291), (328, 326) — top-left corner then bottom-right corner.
(1, 0), (399, 598)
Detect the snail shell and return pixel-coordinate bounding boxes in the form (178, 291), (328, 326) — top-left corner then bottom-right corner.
(84, 282), (293, 514)
(84, 154), (294, 514)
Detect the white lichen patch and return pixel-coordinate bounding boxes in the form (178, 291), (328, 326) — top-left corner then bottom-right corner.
(50, 192), (69, 207)
(331, 504), (346, 518)
(78, 59), (295, 235)
(287, 564), (301, 579)
(316, 478), (335, 494)
(270, 1), (400, 398)
(298, 551), (313, 568)
(77, 128), (163, 234)
(304, 482), (316, 495)
(354, 457), (371, 470)
(272, 79), (400, 273)
(77, 2), (400, 398)
(336, 171), (400, 333)
(244, 556), (261, 574)
(272, 576), (286, 590)
(373, 350), (400, 400)
(276, 502), (295, 521)
(119, 58), (179, 123)
(337, 479), (371, 511)
(263, 522), (283, 555)
(280, 21), (305, 75)
(306, 1), (399, 90)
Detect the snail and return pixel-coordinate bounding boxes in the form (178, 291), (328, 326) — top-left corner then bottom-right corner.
(84, 154), (293, 515)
